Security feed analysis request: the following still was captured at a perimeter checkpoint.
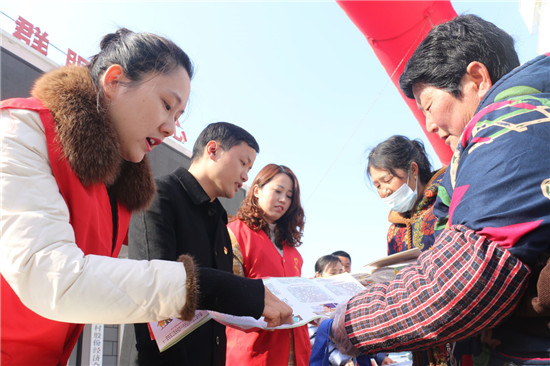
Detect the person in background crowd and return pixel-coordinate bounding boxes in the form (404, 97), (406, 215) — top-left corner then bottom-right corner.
(311, 255), (352, 366)
(226, 164), (311, 366)
(125, 122), (291, 366)
(0, 29), (291, 365)
(332, 250), (352, 273)
(328, 14), (550, 365)
(311, 255), (388, 366)
(315, 254), (344, 278)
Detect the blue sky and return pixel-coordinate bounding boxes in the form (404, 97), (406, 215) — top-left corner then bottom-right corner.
(1, 1), (540, 277)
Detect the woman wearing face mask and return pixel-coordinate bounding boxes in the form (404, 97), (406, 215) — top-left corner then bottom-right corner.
(226, 164), (311, 366)
(368, 135), (446, 255)
(367, 135), (447, 365)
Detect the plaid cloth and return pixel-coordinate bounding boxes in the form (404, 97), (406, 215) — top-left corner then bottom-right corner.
(345, 225), (530, 354)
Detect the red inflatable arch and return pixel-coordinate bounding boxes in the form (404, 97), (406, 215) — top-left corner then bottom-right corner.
(337, 1), (457, 164)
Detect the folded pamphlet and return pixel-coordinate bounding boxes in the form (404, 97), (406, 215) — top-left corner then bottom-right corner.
(149, 248), (421, 352)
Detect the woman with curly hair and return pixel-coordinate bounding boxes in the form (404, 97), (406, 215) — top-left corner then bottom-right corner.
(226, 164), (310, 366)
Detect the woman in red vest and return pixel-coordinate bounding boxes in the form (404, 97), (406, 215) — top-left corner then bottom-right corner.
(226, 164), (311, 366)
(0, 29), (290, 365)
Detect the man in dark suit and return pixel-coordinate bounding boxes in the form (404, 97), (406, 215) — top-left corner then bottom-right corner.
(128, 122), (290, 365)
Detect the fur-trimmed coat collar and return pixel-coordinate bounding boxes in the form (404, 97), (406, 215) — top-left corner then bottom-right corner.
(31, 66), (155, 211)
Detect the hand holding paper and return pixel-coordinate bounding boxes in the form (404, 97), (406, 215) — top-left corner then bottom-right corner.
(262, 286), (294, 327)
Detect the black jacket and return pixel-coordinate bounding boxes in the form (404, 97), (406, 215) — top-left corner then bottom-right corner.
(128, 167), (264, 365)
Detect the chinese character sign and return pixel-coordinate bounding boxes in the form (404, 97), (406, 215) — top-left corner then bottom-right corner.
(12, 16), (33, 46)
(171, 119), (187, 143)
(12, 16), (49, 56)
(90, 324), (104, 366)
(66, 48), (89, 66)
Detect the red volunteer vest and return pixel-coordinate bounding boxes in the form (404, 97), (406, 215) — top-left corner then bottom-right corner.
(0, 98), (131, 365)
(225, 219), (311, 366)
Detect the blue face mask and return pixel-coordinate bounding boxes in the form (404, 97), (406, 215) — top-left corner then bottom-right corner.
(381, 173), (418, 213)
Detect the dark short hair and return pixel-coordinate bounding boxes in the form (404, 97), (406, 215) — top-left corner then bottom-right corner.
(367, 135), (432, 186)
(399, 14), (519, 99)
(89, 28), (193, 88)
(315, 255), (342, 275)
(332, 250), (351, 262)
(191, 122), (259, 162)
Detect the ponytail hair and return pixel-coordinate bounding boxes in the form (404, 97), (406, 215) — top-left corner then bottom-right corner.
(88, 28), (193, 88)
